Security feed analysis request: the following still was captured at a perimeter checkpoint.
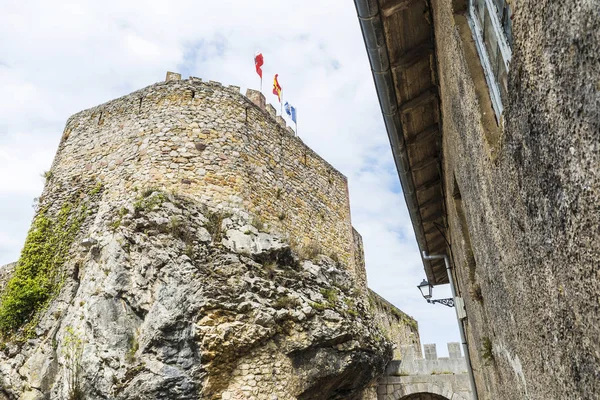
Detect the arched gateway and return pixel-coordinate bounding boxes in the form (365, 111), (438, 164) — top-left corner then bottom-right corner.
(399, 394), (450, 400)
(376, 343), (472, 400)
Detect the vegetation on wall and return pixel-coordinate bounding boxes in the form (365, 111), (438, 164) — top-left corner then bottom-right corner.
(481, 337), (494, 364)
(470, 283), (484, 303)
(0, 184), (100, 337)
(64, 326), (84, 400)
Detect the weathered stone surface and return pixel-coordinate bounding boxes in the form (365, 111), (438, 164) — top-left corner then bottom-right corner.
(431, 0), (600, 399)
(47, 77), (362, 286)
(0, 74), (431, 399)
(0, 193), (391, 399)
(0, 262), (15, 293)
(368, 290), (420, 360)
(377, 342), (471, 400)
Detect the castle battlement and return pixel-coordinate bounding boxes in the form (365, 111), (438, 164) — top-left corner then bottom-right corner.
(49, 72), (366, 283)
(385, 343), (469, 376)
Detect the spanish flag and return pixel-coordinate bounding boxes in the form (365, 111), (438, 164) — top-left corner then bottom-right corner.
(272, 74), (282, 102)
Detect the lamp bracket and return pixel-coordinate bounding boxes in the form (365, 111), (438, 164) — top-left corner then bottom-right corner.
(427, 298), (454, 307)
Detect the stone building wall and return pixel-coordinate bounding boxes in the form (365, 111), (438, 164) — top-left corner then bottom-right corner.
(368, 290), (420, 360)
(431, 0), (599, 399)
(51, 74), (361, 280)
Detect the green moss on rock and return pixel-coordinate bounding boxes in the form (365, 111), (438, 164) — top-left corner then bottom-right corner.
(0, 198), (88, 336)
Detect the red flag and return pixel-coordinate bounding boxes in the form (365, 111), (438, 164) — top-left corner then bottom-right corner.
(254, 52), (264, 79)
(272, 74), (282, 102)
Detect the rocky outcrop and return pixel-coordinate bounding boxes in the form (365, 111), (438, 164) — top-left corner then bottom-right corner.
(0, 263), (15, 294)
(0, 190), (391, 399)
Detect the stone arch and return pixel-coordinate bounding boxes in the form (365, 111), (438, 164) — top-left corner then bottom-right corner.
(389, 382), (460, 400)
(397, 393), (450, 400)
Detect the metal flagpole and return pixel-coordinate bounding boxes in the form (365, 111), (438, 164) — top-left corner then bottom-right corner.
(280, 89), (283, 115)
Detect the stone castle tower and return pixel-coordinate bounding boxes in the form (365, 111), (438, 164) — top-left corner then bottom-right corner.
(55, 71), (367, 288)
(0, 73), (418, 399)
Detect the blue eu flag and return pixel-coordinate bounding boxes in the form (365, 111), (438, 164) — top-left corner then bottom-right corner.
(284, 101), (297, 124)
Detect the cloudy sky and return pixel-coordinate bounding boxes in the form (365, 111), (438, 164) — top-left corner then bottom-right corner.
(0, 0), (459, 354)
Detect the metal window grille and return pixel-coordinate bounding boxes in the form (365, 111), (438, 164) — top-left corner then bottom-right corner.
(468, 0), (513, 119)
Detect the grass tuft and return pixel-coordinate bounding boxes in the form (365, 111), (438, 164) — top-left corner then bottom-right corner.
(481, 337), (494, 364)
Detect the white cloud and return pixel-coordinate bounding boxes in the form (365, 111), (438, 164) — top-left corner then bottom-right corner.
(0, 0), (459, 354)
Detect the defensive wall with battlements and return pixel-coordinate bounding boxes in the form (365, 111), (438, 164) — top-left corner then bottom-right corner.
(48, 72), (367, 285)
(369, 289), (421, 360)
(378, 343), (472, 400)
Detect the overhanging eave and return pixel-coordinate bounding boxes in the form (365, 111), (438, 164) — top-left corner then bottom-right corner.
(354, 0), (448, 285)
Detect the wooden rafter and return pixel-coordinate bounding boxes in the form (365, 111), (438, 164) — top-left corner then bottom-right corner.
(406, 124), (439, 146)
(400, 87), (438, 113)
(381, 0), (419, 17)
(391, 41), (434, 70)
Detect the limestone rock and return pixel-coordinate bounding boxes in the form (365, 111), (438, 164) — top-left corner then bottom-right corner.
(0, 193), (391, 399)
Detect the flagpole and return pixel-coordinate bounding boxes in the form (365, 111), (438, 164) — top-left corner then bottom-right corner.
(280, 89), (283, 115)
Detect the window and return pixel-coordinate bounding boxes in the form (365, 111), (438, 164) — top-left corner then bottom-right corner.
(468, 0), (513, 119)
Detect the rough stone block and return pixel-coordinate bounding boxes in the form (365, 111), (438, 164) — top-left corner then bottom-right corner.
(165, 71), (181, 82)
(246, 89), (266, 110)
(448, 342), (462, 359)
(266, 104), (277, 118)
(424, 343), (437, 360)
(276, 116), (286, 128)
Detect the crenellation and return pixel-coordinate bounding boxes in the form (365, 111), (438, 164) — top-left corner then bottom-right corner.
(448, 342), (462, 359)
(275, 115), (286, 130)
(165, 71), (181, 81)
(386, 343), (468, 377)
(245, 88), (266, 110)
(265, 103), (276, 118)
(424, 343), (437, 360)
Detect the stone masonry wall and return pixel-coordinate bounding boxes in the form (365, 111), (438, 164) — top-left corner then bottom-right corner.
(431, 0), (599, 399)
(51, 74), (360, 280)
(353, 228), (368, 293)
(378, 343), (471, 400)
(368, 290), (420, 360)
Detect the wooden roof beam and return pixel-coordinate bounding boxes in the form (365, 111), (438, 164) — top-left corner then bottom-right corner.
(415, 177), (440, 193)
(391, 42), (434, 70)
(400, 87), (438, 113)
(411, 156), (439, 172)
(422, 210), (444, 224)
(382, 0), (418, 17)
(418, 195), (442, 211)
(406, 124), (440, 146)
(424, 224), (440, 235)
